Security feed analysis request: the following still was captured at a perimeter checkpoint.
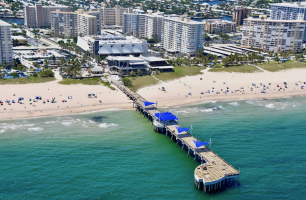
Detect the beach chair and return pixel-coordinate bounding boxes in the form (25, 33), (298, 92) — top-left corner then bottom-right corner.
(43, 100), (45, 103)
(47, 99), (49, 102)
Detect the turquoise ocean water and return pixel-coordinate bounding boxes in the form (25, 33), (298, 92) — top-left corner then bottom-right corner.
(1, 97), (306, 199)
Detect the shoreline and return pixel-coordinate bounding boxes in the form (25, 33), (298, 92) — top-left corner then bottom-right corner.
(2, 68), (306, 121)
(1, 90), (305, 121)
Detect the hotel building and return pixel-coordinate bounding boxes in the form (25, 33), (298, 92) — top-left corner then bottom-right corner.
(78, 13), (97, 36)
(25, 4), (71, 28)
(122, 11), (164, 41)
(205, 19), (236, 34)
(50, 11), (78, 37)
(161, 16), (206, 55)
(270, 2), (306, 42)
(232, 6), (252, 26)
(100, 5), (132, 26)
(241, 17), (306, 52)
(0, 20), (13, 65)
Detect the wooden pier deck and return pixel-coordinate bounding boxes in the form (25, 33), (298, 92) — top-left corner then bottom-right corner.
(109, 76), (240, 192)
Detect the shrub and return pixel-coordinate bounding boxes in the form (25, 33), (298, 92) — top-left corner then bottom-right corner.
(40, 70), (54, 77)
(9, 72), (19, 78)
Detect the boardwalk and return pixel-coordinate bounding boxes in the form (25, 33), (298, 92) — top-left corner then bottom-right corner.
(108, 76), (240, 192)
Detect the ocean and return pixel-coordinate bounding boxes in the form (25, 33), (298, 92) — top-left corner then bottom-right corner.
(1, 97), (306, 199)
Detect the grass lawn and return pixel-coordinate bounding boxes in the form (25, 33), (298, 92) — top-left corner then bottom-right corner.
(257, 61), (306, 72)
(58, 77), (116, 90)
(209, 64), (260, 73)
(0, 76), (55, 84)
(125, 65), (206, 91)
(126, 75), (158, 92)
(155, 65), (206, 81)
(58, 77), (101, 85)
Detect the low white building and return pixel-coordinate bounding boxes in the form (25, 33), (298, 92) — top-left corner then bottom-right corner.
(77, 34), (148, 56)
(107, 55), (173, 75)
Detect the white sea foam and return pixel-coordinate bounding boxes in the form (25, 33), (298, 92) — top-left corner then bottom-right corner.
(228, 102), (239, 106)
(98, 123), (118, 128)
(200, 108), (214, 112)
(45, 121), (56, 124)
(265, 104), (275, 108)
(61, 121), (74, 126)
(0, 129), (6, 133)
(28, 127), (43, 132)
(218, 105), (224, 109)
(177, 110), (189, 114)
(246, 101), (256, 105)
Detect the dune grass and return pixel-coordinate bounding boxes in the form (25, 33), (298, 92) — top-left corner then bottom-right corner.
(58, 77), (101, 85)
(0, 76), (55, 85)
(257, 61), (306, 72)
(209, 64), (260, 73)
(127, 75), (158, 92)
(58, 77), (116, 90)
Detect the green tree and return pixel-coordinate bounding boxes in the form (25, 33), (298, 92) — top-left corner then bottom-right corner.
(137, 69), (142, 76)
(130, 70), (136, 77)
(122, 77), (132, 87)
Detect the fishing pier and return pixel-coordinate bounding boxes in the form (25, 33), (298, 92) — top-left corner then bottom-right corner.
(109, 76), (240, 193)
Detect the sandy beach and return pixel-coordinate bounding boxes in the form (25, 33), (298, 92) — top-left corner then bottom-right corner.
(2, 68), (306, 120)
(137, 68), (306, 107)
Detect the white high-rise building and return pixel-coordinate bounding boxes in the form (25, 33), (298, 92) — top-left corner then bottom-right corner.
(270, 2), (306, 42)
(241, 17), (306, 52)
(24, 4), (71, 28)
(100, 5), (132, 26)
(78, 13), (97, 36)
(161, 16), (206, 55)
(51, 11), (78, 37)
(122, 12), (166, 42)
(0, 20), (13, 65)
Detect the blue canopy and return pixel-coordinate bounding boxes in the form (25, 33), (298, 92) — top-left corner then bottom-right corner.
(193, 140), (209, 148)
(175, 126), (190, 133)
(143, 101), (155, 107)
(155, 112), (178, 121)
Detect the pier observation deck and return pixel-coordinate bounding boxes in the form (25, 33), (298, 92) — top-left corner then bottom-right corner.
(108, 75), (240, 192)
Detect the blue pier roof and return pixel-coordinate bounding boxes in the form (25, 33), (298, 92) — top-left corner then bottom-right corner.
(155, 112), (178, 121)
(175, 126), (190, 133)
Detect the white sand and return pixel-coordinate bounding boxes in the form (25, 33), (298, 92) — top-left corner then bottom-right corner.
(0, 79), (131, 121)
(137, 69), (306, 107)
(1, 69), (306, 120)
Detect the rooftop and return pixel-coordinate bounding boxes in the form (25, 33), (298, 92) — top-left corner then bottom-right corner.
(107, 56), (144, 61)
(270, 2), (306, 8)
(164, 16), (206, 24)
(0, 20), (11, 26)
(244, 17), (306, 23)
